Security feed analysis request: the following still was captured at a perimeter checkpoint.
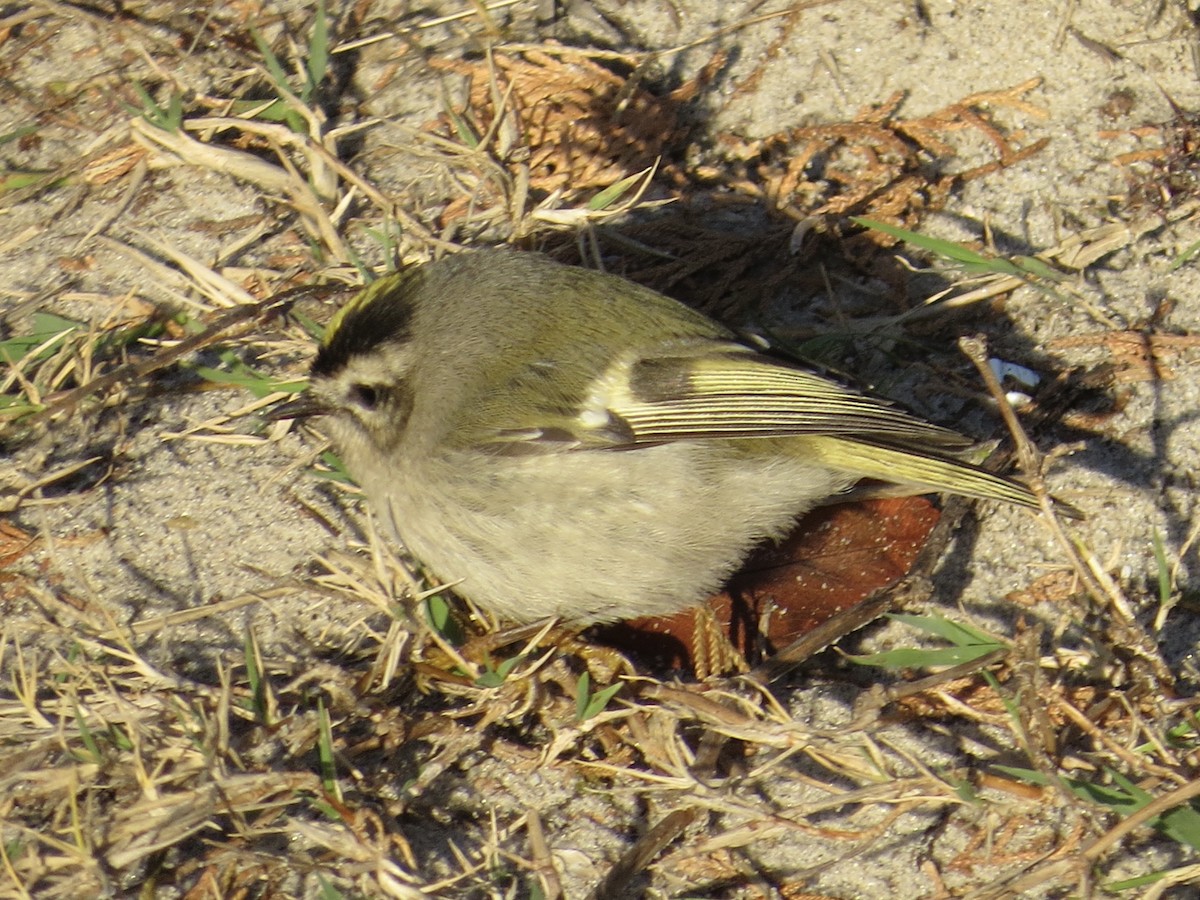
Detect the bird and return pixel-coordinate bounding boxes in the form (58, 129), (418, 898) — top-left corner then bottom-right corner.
(289, 249), (1045, 625)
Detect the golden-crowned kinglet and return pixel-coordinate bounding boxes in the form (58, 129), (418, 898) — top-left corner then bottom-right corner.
(295, 250), (1042, 625)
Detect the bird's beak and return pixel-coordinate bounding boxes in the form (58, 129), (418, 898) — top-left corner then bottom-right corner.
(265, 392), (328, 422)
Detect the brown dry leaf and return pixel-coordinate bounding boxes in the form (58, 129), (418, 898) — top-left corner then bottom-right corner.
(721, 78), (1049, 235)
(599, 497), (940, 671)
(894, 662), (1108, 735)
(944, 811), (1085, 875)
(426, 46), (712, 225)
(1108, 103), (1200, 210)
(0, 521), (39, 572)
(656, 848), (762, 895)
(1050, 329), (1200, 382)
(81, 143), (148, 185)
(1006, 569), (1084, 606)
(894, 674), (1014, 721)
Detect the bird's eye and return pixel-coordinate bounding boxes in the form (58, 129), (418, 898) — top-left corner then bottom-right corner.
(349, 383), (381, 410)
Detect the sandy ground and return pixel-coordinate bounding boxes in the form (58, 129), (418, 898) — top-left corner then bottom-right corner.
(3, 1), (1200, 897)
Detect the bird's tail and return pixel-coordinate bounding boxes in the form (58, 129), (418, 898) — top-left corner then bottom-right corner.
(799, 435), (1053, 512)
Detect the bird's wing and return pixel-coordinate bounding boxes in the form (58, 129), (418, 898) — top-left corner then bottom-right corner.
(476, 341), (973, 452)
(591, 345), (971, 448)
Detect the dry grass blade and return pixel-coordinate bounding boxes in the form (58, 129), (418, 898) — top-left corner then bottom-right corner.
(2, 2), (1197, 896)
(2, 294), (290, 436)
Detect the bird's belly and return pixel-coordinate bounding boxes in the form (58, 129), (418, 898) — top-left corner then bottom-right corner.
(372, 442), (851, 624)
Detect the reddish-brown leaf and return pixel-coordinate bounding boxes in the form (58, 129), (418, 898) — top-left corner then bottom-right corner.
(596, 497), (940, 671)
